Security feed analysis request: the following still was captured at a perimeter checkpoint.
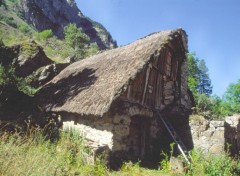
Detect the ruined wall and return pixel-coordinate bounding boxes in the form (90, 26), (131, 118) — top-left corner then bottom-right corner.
(225, 115), (240, 157)
(190, 116), (225, 154)
(190, 115), (240, 156)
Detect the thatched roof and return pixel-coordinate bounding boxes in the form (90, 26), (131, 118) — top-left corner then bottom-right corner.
(36, 29), (188, 117)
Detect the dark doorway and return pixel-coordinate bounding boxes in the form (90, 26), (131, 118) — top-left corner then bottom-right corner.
(127, 116), (150, 160)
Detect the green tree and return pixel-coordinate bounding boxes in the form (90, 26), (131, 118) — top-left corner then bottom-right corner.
(187, 52), (213, 98)
(197, 59), (212, 96)
(223, 79), (240, 114)
(187, 52), (200, 99)
(64, 23), (89, 49)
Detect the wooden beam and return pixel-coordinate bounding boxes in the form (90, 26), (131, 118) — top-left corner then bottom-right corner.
(142, 63), (152, 104)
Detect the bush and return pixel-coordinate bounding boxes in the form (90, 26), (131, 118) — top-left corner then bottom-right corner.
(37, 29), (53, 41)
(0, 65), (38, 96)
(0, 14), (17, 28)
(204, 151), (240, 176)
(18, 23), (32, 34)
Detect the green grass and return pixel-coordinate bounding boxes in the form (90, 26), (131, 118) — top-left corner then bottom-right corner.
(1, 127), (240, 176)
(0, 128), (109, 176)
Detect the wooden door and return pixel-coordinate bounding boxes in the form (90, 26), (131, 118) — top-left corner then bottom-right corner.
(128, 116), (149, 159)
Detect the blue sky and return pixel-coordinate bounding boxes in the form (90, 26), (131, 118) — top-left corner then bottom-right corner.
(76, 0), (240, 97)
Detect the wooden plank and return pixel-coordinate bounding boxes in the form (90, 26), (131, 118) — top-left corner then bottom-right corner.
(155, 73), (162, 108)
(142, 64), (151, 104)
(127, 84), (132, 99)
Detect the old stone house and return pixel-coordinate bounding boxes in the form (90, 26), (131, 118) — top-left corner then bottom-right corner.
(37, 29), (193, 165)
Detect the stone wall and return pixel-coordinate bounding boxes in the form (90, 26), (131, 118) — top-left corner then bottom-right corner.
(61, 101), (193, 165)
(190, 115), (240, 156)
(61, 103), (160, 161)
(63, 119), (114, 150)
(225, 115), (240, 156)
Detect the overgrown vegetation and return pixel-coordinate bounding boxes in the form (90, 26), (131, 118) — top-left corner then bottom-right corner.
(0, 65), (37, 97)
(1, 129), (240, 175)
(188, 150), (240, 176)
(37, 29), (53, 41)
(64, 23), (99, 60)
(187, 52), (240, 119)
(0, 0), (100, 63)
(0, 128), (109, 175)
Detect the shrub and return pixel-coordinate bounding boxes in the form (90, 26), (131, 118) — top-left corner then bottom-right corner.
(0, 65), (38, 96)
(120, 162), (143, 176)
(18, 23), (32, 34)
(37, 29), (53, 41)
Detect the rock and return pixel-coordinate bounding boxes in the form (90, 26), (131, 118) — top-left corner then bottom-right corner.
(170, 156), (186, 174)
(202, 130), (214, 138)
(38, 63), (69, 86)
(210, 121), (224, 128)
(13, 40), (53, 77)
(209, 144), (224, 154)
(190, 115), (240, 156)
(26, 63), (70, 87)
(0, 45), (20, 66)
(225, 115), (240, 127)
(212, 129), (224, 139)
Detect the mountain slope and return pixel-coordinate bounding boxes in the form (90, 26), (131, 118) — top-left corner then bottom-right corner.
(19, 0), (117, 49)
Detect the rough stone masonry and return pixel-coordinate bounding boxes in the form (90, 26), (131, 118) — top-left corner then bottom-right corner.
(190, 114), (240, 157)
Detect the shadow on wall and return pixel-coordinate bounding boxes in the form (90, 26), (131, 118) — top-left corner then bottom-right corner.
(224, 119), (240, 158)
(36, 68), (97, 109)
(161, 106), (194, 154)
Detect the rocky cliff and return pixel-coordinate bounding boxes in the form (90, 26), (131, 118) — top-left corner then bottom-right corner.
(19, 0), (117, 49)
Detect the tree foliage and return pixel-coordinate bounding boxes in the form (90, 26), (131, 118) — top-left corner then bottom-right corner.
(188, 53), (240, 119)
(223, 80), (240, 114)
(64, 23), (100, 60)
(187, 52), (200, 98)
(197, 59), (212, 96)
(64, 23), (89, 49)
(0, 65), (18, 88)
(187, 52), (212, 98)
(37, 29), (53, 41)
(0, 65), (36, 97)
(187, 52), (236, 119)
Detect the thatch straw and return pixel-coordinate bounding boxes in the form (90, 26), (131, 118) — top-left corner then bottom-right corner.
(36, 29), (187, 117)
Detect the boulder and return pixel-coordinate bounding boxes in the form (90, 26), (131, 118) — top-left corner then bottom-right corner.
(170, 156), (186, 174)
(36, 63), (69, 86)
(13, 40), (53, 77)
